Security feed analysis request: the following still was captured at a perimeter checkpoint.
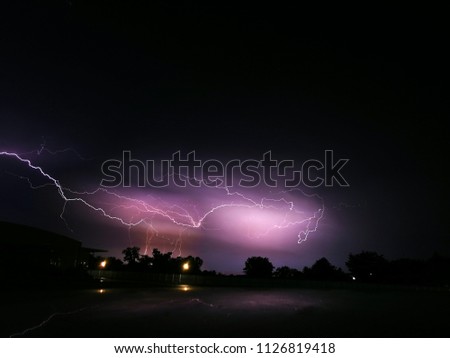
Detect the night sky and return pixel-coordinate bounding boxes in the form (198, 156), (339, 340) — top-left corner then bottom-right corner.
(0, 2), (448, 273)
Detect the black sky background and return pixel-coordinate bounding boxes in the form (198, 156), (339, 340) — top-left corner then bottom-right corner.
(0, 1), (448, 271)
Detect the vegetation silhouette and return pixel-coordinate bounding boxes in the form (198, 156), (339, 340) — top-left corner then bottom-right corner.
(122, 246), (140, 266)
(346, 251), (389, 282)
(243, 256), (274, 277)
(114, 247), (204, 274)
(273, 266), (302, 279)
(2, 220), (448, 288)
(303, 257), (348, 281)
(88, 248), (450, 288)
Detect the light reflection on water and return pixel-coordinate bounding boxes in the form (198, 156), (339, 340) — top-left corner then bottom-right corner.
(91, 286), (322, 313)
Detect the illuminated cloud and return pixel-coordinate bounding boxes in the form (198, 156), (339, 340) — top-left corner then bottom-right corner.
(0, 150), (324, 255)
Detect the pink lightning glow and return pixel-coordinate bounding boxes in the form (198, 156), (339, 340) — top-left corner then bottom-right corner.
(0, 150), (325, 255)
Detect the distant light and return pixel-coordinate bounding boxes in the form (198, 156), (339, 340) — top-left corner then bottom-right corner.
(98, 289), (105, 294)
(182, 262), (190, 271)
(99, 260), (107, 268)
(352, 276), (356, 281)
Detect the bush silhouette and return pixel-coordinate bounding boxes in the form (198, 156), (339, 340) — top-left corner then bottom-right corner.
(244, 256), (274, 277)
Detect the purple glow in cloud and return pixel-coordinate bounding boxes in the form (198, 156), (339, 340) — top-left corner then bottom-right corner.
(0, 150), (324, 256)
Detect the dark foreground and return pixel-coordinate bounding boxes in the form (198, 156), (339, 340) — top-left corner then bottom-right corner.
(2, 285), (450, 337)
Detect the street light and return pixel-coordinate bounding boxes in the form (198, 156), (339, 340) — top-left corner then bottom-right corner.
(182, 262), (190, 271)
(99, 260), (107, 269)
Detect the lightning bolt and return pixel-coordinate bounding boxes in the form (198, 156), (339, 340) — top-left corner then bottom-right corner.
(9, 307), (89, 337)
(20, 137), (92, 161)
(1, 150), (325, 250)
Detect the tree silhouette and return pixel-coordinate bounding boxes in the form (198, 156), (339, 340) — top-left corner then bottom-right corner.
(106, 256), (124, 270)
(151, 248), (173, 272)
(122, 246), (140, 266)
(182, 255), (204, 274)
(243, 256), (274, 277)
(303, 257), (347, 281)
(139, 254), (153, 270)
(274, 266), (301, 279)
(346, 251), (388, 282)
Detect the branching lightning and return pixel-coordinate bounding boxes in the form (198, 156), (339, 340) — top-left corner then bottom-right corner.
(9, 307), (89, 337)
(0, 150), (325, 250)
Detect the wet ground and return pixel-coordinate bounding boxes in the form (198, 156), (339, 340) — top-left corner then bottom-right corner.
(2, 285), (450, 337)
